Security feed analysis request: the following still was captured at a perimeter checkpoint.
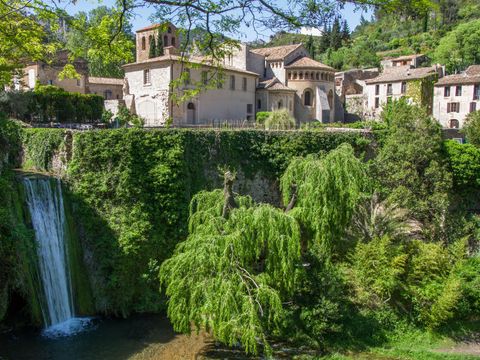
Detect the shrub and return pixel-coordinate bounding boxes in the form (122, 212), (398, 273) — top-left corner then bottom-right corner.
(264, 109), (296, 130)
(444, 140), (480, 191)
(255, 111), (270, 125)
(462, 111), (480, 147)
(0, 86), (104, 123)
(116, 105), (144, 128)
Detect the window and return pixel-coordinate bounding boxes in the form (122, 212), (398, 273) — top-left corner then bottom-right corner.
(77, 78), (81, 86)
(456, 86), (462, 96)
(247, 104), (253, 114)
(217, 73), (223, 89)
(470, 102), (477, 113)
(141, 36), (146, 50)
(375, 97), (380, 109)
(143, 69), (151, 85)
(447, 102), (460, 113)
(474, 85), (480, 100)
(230, 75), (235, 90)
(242, 77), (247, 91)
(449, 119), (460, 129)
(171, 37), (176, 46)
(304, 89), (312, 106)
(444, 86), (451, 97)
(164, 35), (168, 47)
(257, 99), (262, 109)
(299, 72), (304, 80)
(316, 73), (320, 80)
(104, 90), (112, 100)
(278, 100), (283, 109)
(387, 83), (393, 96)
(288, 72), (292, 80)
(201, 71), (208, 85)
(48, 79), (53, 85)
(187, 102), (195, 109)
(401, 82), (407, 94)
(375, 84), (380, 96)
(168, 26), (172, 34)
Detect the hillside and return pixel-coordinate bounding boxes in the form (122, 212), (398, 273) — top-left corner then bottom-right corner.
(256, 0), (480, 72)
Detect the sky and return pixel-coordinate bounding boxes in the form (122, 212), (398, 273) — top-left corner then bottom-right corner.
(56, 1), (373, 41)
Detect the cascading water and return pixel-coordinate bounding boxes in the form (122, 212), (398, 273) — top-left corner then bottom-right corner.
(23, 177), (91, 337)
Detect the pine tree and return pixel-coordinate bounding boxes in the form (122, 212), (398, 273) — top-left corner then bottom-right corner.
(329, 18), (342, 51)
(156, 29), (164, 56)
(148, 36), (157, 58)
(341, 20), (350, 43)
(305, 35), (316, 59)
(319, 25), (331, 53)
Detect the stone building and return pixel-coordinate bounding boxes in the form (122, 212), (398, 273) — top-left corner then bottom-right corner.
(380, 54), (428, 70)
(252, 44), (336, 123)
(18, 50), (89, 93)
(364, 65), (443, 118)
(88, 77), (123, 100)
(433, 65), (480, 129)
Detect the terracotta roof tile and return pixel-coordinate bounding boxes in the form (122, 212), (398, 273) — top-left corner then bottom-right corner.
(365, 66), (439, 84)
(250, 44), (303, 61)
(436, 65), (480, 86)
(284, 56), (335, 71)
(136, 23), (176, 32)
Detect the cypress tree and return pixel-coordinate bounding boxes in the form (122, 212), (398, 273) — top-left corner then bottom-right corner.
(319, 25), (331, 53)
(156, 29), (164, 56)
(342, 20), (350, 43)
(149, 36), (157, 58)
(305, 35), (316, 59)
(330, 18), (342, 51)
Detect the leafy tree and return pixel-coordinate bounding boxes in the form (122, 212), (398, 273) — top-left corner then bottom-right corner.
(433, 19), (480, 73)
(66, 6), (135, 78)
(462, 110), (480, 147)
(373, 100), (452, 239)
(264, 109), (296, 130)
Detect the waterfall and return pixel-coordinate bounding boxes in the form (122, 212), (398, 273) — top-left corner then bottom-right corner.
(23, 177), (91, 337)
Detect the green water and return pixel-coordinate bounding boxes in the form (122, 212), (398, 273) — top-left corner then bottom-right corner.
(0, 314), (176, 360)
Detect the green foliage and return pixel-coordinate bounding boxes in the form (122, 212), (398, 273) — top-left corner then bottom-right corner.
(115, 105), (144, 128)
(373, 100), (452, 238)
(0, 86), (104, 123)
(433, 19), (480, 73)
(281, 143), (369, 257)
(66, 6), (135, 78)
(161, 190), (301, 355)
(22, 129), (65, 171)
(444, 140), (480, 191)
(149, 36), (157, 59)
(255, 111), (270, 125)
(156, 29), (164, 56)
(462, 110), (480, 147)
(264, 109), (296, 130)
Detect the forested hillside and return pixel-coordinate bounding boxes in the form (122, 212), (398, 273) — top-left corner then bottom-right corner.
(255, 0), (480, 72)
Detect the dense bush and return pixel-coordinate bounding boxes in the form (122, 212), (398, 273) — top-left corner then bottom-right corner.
(255, 111), (270, 125)
(462, 110), (480, 147)
(0, 86), (103, 123)
(264, 109), (296, 130)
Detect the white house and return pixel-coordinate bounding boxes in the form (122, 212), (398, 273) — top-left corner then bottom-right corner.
(433, 65), (480, 129)
(364, 65), (442, 118)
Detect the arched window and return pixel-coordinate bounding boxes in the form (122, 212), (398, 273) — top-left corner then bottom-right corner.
(299, 72), (304, 80)
(168, 26), (172, 33)
(293, 72), (297, 80)
(141, 36), (146, 50)
(311, 72), (314, 79)
(164, 35), (169, 47)
(288, 72), (292, 80)
(449, 119), (460, 129)
(304, 89), (312, 106)
(316, 72), (320, 80)
(171, 37), (176, 46)
(305, 72), (309, 80)
(187, 102), (195, 110)
(328, 89), (333, 109)
(278, 100), (283, 109)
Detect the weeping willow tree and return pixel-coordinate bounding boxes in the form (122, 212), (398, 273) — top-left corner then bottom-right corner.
(280, 143), (369, 257)
(160, 144), (369, 355)
(160, 173), (301, 355)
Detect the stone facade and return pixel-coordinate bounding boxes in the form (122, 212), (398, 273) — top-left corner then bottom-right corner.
(433, 65), (480, 129)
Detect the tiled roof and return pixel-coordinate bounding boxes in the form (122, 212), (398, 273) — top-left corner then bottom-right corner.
(257, 77), (296, 92)
(435, 65), (480, 86)
(389, 54), (424, 61)
(250, 44), (303, 61)
(365, 66), (438, 84)
(123, 55), (259, 76)
(136, 23), (175, 32)
(88, 77), (123, 85)
(284, 56), (335, 71)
